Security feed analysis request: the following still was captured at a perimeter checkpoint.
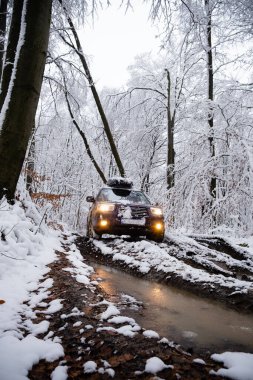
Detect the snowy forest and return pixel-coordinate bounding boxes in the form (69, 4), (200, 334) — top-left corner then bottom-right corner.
(1, 2), (253, 379)
(0, 0), (253, 235)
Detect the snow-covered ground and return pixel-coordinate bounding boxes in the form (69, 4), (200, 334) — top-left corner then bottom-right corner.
(0, 198), (65, 379)
(1, 198), (253, 380)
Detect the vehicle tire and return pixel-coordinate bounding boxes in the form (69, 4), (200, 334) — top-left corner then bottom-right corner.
(87, 222), (101, 240)
(146, 232), (164, 243)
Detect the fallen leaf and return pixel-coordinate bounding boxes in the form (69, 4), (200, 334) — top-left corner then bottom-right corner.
(109, 353), (134, 367)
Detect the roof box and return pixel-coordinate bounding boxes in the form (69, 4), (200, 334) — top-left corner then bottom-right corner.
(107, 177), (133, 189)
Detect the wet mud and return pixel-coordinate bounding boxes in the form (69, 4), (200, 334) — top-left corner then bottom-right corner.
(76, 236), (253, 314)
(28, 241), (225, 380)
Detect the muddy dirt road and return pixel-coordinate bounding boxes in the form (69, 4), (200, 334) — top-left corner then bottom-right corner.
(29, 236), (228, 380)
(76, 234), (253, 313)
(92, 262), (253, 355)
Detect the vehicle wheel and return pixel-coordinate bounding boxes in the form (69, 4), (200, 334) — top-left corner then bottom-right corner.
(87, 222), (101, 240)
(146, 233), (164, 243)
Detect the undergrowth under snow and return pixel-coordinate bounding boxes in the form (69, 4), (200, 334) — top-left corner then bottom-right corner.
(0, 198), (63, 379)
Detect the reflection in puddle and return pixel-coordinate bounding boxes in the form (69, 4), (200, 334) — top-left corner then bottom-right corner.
(93, 263), (253, 354)
(182, 331), (198, 339)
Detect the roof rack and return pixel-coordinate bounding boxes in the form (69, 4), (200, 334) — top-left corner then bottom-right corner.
(107, 177), (133, 189)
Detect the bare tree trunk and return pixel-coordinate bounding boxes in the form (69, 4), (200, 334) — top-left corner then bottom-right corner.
(0, 0), (52, 201)
(0, 0), (8, 80)
(165, 69), (175, 189)
(64, 88), (107, 184)
(205, 0), (216, 199)
(0, 0), (23, 111)
(58, 0), (125, 178)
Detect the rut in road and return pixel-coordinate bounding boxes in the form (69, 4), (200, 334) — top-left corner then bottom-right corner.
(76, 234), (253, 313)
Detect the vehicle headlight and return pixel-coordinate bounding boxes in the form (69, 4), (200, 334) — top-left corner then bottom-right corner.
(154, 222), (164, 230)
(96, 203), (115, 212)
(150, 207), (163, 216)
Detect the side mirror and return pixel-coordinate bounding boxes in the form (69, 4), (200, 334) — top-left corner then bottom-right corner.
(86, 196), (95, 203)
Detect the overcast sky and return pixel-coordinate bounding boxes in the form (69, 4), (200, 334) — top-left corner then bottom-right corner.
(80, 2), (160, 88)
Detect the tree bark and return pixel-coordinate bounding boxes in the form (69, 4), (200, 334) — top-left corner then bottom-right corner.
(0, 0), (52, 201)
(0, 0), (23, 111)
(25, 120), (35, 193)
(0, 0), (8, 81)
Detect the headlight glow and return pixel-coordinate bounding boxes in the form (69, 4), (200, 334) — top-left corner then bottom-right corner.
(150, 207), (163, 216)
(96, 203), (115, 212)
(100, 220), (108, 227)
(154, 222), (164, 231)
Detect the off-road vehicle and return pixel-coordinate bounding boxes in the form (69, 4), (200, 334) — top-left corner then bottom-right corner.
(86, 178), (165, 242)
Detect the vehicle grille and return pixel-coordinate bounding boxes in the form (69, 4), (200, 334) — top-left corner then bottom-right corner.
(119, 205), (149, 219)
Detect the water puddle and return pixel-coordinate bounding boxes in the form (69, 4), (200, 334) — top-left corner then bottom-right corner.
(93, 263), (253, 354)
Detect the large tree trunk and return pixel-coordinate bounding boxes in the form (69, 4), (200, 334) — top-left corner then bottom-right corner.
(0, 0), (52, 201)
(0, 0), (23, 111)
(0, 0), (8, 81)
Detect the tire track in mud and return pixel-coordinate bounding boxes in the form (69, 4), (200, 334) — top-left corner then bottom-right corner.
(76, 235), (253, 313)
(165, 236), (253, 281)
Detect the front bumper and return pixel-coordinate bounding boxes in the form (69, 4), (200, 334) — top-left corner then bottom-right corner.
(92, 212), (164, 237)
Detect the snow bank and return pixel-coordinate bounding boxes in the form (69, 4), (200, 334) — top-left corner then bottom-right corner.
(211, 352), (253, 380)
(0, 335), (64, 380)
(0, 198), (63, 380)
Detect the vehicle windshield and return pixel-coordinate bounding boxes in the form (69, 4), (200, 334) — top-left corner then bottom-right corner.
(97, 188), (151, 205)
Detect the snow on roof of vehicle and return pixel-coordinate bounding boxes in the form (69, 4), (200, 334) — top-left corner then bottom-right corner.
(106, 177), (133, 189)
